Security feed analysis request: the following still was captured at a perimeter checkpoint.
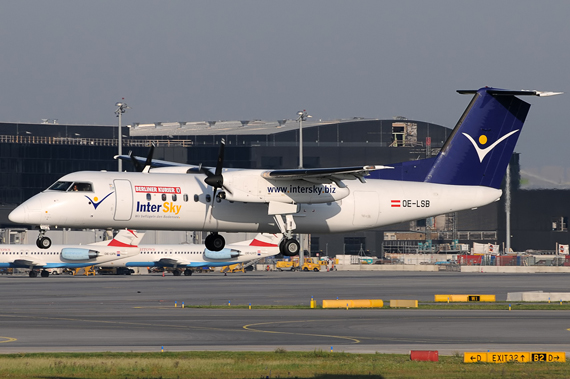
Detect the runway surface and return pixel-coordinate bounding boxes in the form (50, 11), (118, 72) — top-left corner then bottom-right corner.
(1, 271), (569, 354)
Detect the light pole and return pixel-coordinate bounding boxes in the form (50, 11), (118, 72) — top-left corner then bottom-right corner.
(115, 100), (130, 172)
(296, 110), (311, 169)
(296, 110), (311, 266)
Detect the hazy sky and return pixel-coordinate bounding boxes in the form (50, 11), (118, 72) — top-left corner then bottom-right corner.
(0, 1), (568, 177)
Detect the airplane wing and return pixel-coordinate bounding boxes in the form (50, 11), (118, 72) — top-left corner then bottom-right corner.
(115, 154), (195, 168)
(12, 258), (46, 267)
(118, 153), (391, 184)
(261, 165), (393, 184)
(154, 258), (188, 267)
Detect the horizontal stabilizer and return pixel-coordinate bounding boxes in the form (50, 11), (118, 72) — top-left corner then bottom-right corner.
(458, 88), (563, 97)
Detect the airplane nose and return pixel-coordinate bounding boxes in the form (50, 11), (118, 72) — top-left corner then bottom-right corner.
(9, 196), (44, 224)
(9, 205), (28, 224)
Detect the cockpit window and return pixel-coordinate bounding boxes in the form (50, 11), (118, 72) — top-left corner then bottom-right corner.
(47, 181), (73, 191)
(68, 182), (93, 192)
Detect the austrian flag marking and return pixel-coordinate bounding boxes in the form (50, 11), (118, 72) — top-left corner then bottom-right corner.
(391, 200), (401, 207)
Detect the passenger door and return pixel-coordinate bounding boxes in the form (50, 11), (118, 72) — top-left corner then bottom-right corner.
(113, 179), (133, 221)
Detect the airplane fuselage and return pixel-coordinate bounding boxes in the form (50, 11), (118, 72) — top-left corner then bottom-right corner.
(0, 243), (137, 269)
(10, 170), (501, 233)
(99, 242), (278, 268)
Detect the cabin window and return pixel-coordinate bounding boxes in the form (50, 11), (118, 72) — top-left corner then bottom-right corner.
(48, 181), (73, 191)
(146, 193), (151, 201)
(161, 194), (167, 201)
(183, 194), (188, 202)
(193, 194), (199, 202)
(205, 194), (211, 203)
(172, 194), (177, 202)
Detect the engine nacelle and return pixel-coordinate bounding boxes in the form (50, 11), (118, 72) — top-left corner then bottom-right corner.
(204, 248), (240, 260)
(61, 248), (99, 261)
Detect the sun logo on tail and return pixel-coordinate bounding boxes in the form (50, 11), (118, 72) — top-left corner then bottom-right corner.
(463, 130), (519, 163)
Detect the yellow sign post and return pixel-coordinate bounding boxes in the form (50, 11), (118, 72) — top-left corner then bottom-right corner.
(464, 352), (487, 363)
(530, 352), (566, 362)
(464, 352), (566, 363)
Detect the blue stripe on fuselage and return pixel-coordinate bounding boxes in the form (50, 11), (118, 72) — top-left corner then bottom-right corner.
(124, 261), (237, 268)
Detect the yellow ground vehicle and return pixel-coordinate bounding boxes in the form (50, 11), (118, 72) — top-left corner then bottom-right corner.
(220, 264), (245, 273)
(276, 258), (321, 272)
(300, 260), (321, 272)
(276, 260), (297, 271)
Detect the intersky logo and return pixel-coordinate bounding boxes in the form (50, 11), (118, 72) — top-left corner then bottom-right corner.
(462, 129), (520, 163)
(85, 192), (114, 210)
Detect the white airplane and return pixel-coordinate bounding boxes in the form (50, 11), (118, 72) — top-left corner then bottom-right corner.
(9, 87), (561, 255)
(0, 229), (143, 277)
(97, 232), (281, 276)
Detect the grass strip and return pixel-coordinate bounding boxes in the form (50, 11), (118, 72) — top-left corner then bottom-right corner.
(0, 351), (568, 379)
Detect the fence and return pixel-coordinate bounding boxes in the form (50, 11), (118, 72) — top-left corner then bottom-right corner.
(0, 135), (193, 147)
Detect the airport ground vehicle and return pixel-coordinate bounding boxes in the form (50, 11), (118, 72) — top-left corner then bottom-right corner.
(221, 264), (245, 273)
(276, 257), (323, 272)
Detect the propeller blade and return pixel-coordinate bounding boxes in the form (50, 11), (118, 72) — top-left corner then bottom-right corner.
(222, 184), (233, 195)
(142, 145), (155, 173)
(214, 139), (225, 176)
(128, 151), (143, 172)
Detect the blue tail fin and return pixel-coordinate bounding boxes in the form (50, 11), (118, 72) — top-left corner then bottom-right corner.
(425, 87), (536, 189)
(369, 87), (559, 186)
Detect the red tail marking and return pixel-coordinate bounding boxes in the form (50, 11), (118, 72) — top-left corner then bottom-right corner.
(249, 239), (278, 247)
(107, 230), (139, 247)
(107, 240), (137, 248)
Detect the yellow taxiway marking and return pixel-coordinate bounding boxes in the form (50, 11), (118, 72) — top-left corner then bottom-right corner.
(243, 320), (360, 343)
(0, 336), (17, 344)
(0, 314), (236, 333)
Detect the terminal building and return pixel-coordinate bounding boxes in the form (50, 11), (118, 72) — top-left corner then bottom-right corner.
(0, 117), (568, 255)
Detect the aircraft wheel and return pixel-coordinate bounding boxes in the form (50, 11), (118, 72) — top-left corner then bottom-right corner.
(37, 237), (51, 249)
(280, 239), (300, 256)
(40, 270), (50, 277)
(173, 270), (181, 276)
(206, 233), (225, 251)
(29, 271), (37, 278)
(184, 269), (192, 276)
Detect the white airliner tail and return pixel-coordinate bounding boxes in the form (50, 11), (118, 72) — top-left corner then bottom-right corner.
(231, 233), (282, 247)
(90, 229), (144, 247)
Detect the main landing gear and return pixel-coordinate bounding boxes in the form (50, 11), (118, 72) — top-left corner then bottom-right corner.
(205, 232), (225, 251)
(280, 238), (300, 256)
(272, 213), (300, 256)
(36, 229), (51, 249)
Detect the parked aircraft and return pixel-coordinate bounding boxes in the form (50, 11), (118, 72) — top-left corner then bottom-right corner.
(9, 87), (561, 255)
(97, 233), (281, 276)
(0, 229), (143, 277)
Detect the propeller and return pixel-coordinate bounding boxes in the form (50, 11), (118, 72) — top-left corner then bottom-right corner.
(129, 145), (155, 173)
(199, 139), (232, 211)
